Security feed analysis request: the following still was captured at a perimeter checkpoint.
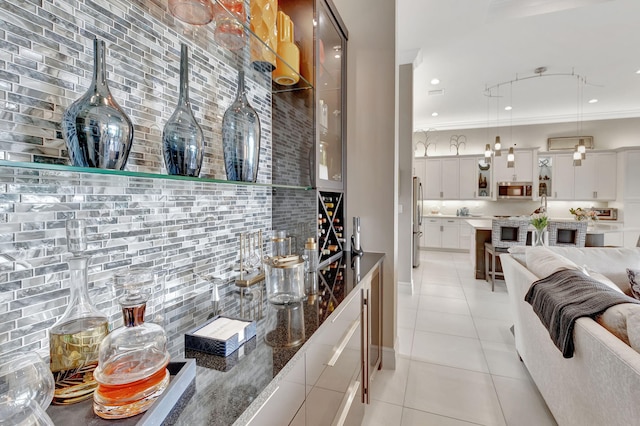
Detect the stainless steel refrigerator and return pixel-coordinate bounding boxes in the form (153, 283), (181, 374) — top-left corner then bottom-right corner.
(412, 176), (423, 268)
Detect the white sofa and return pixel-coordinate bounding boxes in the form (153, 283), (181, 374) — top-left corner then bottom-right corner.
(501, 246), (640, 426)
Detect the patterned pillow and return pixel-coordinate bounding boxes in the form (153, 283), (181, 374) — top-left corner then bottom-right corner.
(627, 269), (640, 300)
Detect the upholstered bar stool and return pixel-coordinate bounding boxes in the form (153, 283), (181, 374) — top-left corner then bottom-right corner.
(484, 219), (529, 291)
(548, 221), (587, 247)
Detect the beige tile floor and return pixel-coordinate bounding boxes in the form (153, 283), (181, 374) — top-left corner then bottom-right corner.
(362, 250), (557, 426)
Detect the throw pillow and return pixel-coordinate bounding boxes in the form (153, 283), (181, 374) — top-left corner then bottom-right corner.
(627, 269), (640, 300)
(525, 246), (579, 279)
(582, 265), (624, 294)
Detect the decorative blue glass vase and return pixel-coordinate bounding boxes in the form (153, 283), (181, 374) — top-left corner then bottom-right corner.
(62, 37), (133, 170)
(222, 70), (261, 182)
(163, 44), (204, 177)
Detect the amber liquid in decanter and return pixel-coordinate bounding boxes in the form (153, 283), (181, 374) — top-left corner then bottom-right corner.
(93, 270), (170, 419)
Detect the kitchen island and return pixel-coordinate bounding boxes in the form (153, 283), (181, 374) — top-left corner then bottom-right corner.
(47, 252), (385, 426)
(466, 219), (626, 279)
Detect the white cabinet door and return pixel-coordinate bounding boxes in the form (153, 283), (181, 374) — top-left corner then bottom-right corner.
(441, 219), (459, 249)
(459, 157), (477, 199)
(459, 221), (471, 250)
(441, 158), (460, 199)
(552, 153), (575, 200)
(414, 158), (426, 181)
(574, 152), (617, 200)
(493, 149), (534, 183)
(623, 150), (640, 199)
(573, 155), (597, 200)
(424, 219), (441, 248)
(594, 152), (617, 200)
(424, 159), (442, 199)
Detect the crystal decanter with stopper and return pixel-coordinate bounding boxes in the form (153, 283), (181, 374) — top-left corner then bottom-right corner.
(93, 269), (170, 419)
(49, 219), (110, 405)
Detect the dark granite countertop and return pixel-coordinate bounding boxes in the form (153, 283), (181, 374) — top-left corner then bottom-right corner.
(165, 251), (385, 426)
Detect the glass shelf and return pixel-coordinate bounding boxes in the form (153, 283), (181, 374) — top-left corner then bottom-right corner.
(0, 160), (313, 191)
(213, 0), (314, 93)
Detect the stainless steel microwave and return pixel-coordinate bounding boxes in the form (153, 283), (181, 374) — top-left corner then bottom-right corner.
(497, 182), (533, 199)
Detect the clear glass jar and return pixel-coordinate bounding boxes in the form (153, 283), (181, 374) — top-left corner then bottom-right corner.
(49, 219), (109, 405)
(93, 269), (170, 419)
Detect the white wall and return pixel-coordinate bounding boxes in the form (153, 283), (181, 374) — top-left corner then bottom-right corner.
(413, 117), (640, 157)
(333, 0), (398, 356)
(398, 64), (413, 286)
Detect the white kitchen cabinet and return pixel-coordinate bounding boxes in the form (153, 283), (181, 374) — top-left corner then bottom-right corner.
(423, 218), (442, 248)
(493, 149), (535, 184)
(622, 150), (640, 199)
(573, 152), (616, 200)
(552, 153), (575, 200)
(459, 157), (477, 199)
(421, 218), (469, 251)
(441, 158), (460, 199)
(459, 220), (471, 250)
(424, 159), (442, 199)
(413, 157), (426, 180)
(441, 219), (460, 249)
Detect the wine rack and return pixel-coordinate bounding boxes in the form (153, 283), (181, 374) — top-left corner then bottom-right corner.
(317, 191), (345, 264)
(317, 256), (346, 322)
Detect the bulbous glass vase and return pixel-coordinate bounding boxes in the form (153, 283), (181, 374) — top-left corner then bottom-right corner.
(163, 43), (204, 177)
(61, 37), (134, 170)
(222, 70), (261, 182)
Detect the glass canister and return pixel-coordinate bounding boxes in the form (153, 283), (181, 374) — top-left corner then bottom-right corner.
(93, 269), (170, 419)
(263, 255), (306, 305)
(49, 219), (110, 405)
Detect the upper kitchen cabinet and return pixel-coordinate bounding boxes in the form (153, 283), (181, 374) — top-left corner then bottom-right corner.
(459, 157), (477, 200)
(424, 158), (459, 199)
(314, 0), (348, 190)
(549, 153), (575, 200)
(492, 149), (536, 185)
(476, 158), (493, 199)
(573, 152), (617, 200)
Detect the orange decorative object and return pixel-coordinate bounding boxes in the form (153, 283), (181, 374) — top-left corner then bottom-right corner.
(250, 0), (277, 71)
(273, 11), (300, 85)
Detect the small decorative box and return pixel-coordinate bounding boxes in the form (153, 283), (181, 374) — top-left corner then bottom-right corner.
(185, 315), (256, 357)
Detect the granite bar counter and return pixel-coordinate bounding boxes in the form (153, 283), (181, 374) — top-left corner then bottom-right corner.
(46, 252), (384, 426)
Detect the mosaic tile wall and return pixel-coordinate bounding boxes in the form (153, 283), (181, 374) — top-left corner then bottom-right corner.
(0, 0), (317, 357)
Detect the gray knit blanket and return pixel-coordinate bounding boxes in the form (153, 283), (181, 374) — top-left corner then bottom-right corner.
(524, 269), (639, 358)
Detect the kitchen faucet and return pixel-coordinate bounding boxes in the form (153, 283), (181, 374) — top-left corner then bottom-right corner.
(539, 194), (547, 214)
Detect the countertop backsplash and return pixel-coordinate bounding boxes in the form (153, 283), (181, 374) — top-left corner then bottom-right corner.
(0, 1), (318, 359)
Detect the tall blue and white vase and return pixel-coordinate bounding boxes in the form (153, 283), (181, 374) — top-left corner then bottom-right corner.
(163, 43), (204, 177)
(62, 37), (133, 170)
(222, 70), (261, 182)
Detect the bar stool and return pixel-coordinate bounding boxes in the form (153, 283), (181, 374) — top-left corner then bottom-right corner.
(548, 221), (587, 247)
(484, 219), (529, 291)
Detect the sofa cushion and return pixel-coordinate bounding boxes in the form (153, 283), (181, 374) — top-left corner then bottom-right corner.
(582, 267), (624, 294)
(546, 247), (640, 295)
(597, 303), (640, 353)
(525, 246), (580, 278)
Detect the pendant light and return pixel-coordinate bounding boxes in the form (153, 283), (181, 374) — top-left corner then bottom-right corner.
(494, 85), (502, 156)
(573, 75), (585, 166)
(507, 146), (515, 168)
(484, 144), (492, 164)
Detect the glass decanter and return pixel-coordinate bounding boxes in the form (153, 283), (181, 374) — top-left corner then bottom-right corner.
(49, 219), (110, 405)
(93, 269), (170, 419)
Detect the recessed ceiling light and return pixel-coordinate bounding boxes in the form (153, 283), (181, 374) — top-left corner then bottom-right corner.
(588, 98), (598, 104)
(431, 112), (439, 117)
(636, 69), (640, 74)
(430, 78), (440, 85)
(504, 106), (512, 111)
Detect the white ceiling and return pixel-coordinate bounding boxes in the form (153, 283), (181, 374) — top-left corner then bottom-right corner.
(398, 0), (640, 131)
